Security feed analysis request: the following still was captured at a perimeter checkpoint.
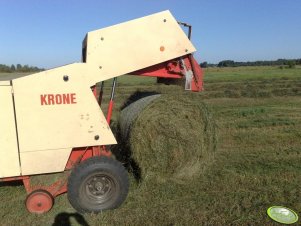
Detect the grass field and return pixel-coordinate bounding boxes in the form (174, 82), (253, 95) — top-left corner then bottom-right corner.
(0, 66), (301, 225)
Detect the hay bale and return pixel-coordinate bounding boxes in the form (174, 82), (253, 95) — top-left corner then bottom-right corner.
(119, 94), (161, 140)
(118, 93), (217, 179)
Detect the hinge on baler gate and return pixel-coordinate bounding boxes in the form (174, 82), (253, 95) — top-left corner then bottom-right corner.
(180, 58), (193, 91)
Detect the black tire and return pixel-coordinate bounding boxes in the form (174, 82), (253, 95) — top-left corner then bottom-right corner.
(67, 156), (129, 213)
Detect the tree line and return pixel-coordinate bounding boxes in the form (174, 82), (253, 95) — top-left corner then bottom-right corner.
(200, 59), (301, 68)
(0, 64), (44, 73)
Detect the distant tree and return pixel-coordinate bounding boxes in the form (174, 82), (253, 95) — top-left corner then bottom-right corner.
(22, 65), (30, 72)
(0, 63), (43, 73)
(0, 64), (12, 72)
(200, 61), (208, 68)
(16, 64), (22, 71)
(287, 60), (296, 69)
(218, 60), (235, 67)
(32, 66), (39, 72)
(10, 64), (16, 71)
(215, 59), (300, 67)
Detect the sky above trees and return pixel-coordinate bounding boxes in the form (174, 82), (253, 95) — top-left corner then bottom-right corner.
(0, 0), (300, 68)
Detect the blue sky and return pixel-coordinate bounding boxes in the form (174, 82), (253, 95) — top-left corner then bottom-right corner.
(0, 0), (300, 68)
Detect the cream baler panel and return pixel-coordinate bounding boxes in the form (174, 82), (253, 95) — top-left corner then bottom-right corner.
(0, 86), (20, 177)
(85, 10), (196, 84)
(13, 70), (116, 153)
(20, 148), (71, 175)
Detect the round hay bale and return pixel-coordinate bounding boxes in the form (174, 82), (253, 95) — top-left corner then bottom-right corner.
(119, 94), (161, 140)
(118, 93), (217, 180)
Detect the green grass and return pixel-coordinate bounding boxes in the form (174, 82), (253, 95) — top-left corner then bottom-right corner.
(202, 67), (301, 99)
(204, 65), (301, 82)
(1, 66), (301, 225)
(0, 72), (32, 81)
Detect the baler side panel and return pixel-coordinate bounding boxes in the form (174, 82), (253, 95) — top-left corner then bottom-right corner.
(84, 10), (196, 85)
(12, 66), (116, 175)
(20, 148), (71, 175)
(12, 65), (116, 154)
(0, 85), (20, 177)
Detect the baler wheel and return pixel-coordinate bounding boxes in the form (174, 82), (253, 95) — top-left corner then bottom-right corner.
(25, 189), (54, 214)
(67, 156), (129, 213)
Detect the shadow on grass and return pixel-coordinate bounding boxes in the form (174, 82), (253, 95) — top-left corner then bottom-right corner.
(112, 131), (142, 183)
(0, 180), (23, 187)
(52, 212), (89, 226)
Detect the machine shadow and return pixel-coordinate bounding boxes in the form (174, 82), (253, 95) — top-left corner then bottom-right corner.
(0, 180), (23, 187)
(111, 128), (142, 183)
(52, 212), (89, 226)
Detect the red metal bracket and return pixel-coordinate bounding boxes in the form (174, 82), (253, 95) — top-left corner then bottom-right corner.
(131, 54), (203, 92)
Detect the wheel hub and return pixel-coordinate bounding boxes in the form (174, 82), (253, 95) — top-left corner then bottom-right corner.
(85, 175), (114, 201)
(95, 181), (103, 191)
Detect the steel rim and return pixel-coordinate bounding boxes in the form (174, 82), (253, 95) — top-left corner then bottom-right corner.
(26, 190), (53, 214)
(80, 172), (117, 207)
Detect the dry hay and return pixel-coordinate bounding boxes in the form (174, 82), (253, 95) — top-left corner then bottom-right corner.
(118, 93), (217, 180)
